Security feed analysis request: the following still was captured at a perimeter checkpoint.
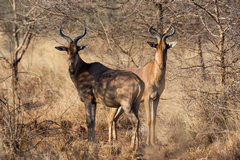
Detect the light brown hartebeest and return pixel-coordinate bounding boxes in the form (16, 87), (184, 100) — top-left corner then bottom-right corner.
(108, 25), (176, 146)
(55, 25), (144, 150)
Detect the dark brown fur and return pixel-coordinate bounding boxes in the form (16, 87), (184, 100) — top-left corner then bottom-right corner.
(55, 26), (144, 150)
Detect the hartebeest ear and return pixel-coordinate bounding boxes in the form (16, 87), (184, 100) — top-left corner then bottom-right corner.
(55, 46), (67, 51)
(147, 42), (157, 48)
(77, 45), (88, 51)
(168, 42), (176, 48)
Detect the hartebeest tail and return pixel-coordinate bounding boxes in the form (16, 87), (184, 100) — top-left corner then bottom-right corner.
(108, 25), (176, 146)
(55, 25), (144, 150)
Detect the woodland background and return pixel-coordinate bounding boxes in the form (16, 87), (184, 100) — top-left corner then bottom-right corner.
(0, 0), (240, 159)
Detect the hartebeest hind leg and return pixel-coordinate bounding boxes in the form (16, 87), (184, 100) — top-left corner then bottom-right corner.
(124, 109), (139, 149)
(121, 99), (140, 150)
(109, 106), (139, 150)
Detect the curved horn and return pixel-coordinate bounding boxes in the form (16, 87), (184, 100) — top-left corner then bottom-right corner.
(74, 25), (87, 43)
(149, 26), (161, 41)
(163, 26), (175, 41)
(59, 26), (72, 42)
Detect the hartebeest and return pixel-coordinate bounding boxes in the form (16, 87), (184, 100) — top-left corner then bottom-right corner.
(108, 25), (176, 145)
(55, 25), (144, 150)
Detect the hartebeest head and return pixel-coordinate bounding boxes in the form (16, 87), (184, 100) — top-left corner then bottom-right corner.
(148, 26), (176, 70)
(55, 25), (88, 74)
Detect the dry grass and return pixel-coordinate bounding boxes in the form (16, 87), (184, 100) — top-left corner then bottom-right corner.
(0, 35), (240, 159)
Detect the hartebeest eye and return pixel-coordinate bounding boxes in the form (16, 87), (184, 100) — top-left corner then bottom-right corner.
(55, 46), (67, 51)
(147, 42), (157, 48)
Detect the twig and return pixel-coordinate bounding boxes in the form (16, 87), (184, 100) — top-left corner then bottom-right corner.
(0, 101), (10, 127)
(97, 11), (113, 53)
(0, 51), (10, 65)
(1, 98), (13, 139)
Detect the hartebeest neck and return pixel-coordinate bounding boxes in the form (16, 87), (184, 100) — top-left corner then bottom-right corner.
(154, 46), (167, 86)
(153, 60), (166, 83)
(70, 53), (88, 76)
(155, 52), (164, 70)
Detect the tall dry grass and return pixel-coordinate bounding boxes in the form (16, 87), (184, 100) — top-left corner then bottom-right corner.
(0, 33), (240, 159)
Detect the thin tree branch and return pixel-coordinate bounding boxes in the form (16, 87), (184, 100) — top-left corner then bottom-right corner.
(0, 51), (10, 65)
(17, 32), (33, 63)
(97, 11), (113, 52)
(13, 28), (30, 58)
(199, 16), (218, 37)
(111, 37), (138, 67)
(191, 0), (219, 25)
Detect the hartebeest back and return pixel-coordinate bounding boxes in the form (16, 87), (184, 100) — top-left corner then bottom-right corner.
(108, 25), (176, 145)
(55, 25), (144, 150)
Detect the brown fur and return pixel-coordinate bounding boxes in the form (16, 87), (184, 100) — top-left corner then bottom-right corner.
(55, 26), (144, 150)
(108, 26), (176, 145)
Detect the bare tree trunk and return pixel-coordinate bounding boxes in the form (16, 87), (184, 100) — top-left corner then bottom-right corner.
(219, 32), (226, 85)
(12, 0), (18, 141)
(191, 0), (228, 86)
(12, 0), (19, 87)
(10, 1), (33, 151)
(155, 2), (163, 35)
(155, 0), (169, 34)
(214, 0), (226, 85)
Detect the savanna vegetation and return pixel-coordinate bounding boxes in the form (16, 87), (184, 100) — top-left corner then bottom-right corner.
(0, 0), (240, 159)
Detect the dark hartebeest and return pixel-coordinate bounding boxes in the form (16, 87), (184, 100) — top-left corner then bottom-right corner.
(108, 25), (176, 146)
(55, 25), (144, 150)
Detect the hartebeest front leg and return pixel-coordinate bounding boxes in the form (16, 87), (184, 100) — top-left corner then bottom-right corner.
(108, 107), (124, 142)
(92, 102), (96, 142)
(144, 95), (151, 145)
(151, 93), (160, 145)
(107, 108), (116, 142)
(84, 100), (96, 142)
(113, 107), (124, 141)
